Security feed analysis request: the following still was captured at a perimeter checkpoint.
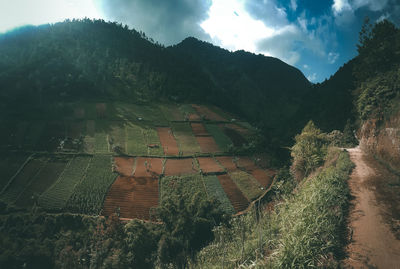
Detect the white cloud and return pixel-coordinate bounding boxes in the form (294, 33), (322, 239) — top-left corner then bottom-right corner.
(307, 73), (317, 82)
(290, 0), (297, 11)
(376, 13), (390, 22)
(303, 64), (309, 69)
(332, 0), (352, 15)
(328, 52), (340, 64)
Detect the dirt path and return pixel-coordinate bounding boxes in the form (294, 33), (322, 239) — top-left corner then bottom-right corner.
(344, 147), (400, 268)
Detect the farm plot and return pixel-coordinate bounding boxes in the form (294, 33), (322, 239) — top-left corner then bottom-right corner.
(108, 122), (126, 153)
(216, 156), (239, 172)
(202, 175), (235, 214)
(125, 123), (147, 155)
(195, 136), (220, 153)
(157, 127), (179, 156)
(1, 158), (46, 204)
(197, 157), (225, 174)
(16, 156), (69, 207)
(217, 174), (249, 213)
(236, 157), (258, 171)
(159, 104), (185, 121)
(0, 152), (31, 191)
(130, 104), (168, 126)
(160, 174), (206, 205)
(38, 156), (91, 210)
(133, 157), (164, 178)
(191, 123), (209, 136)
(229, 171), (263, 201)
(180, 104), (201, 121)
(114, 157), (135, 176)
(164, 158), (198, 176)
(219, 124), (247, 147)
(250, 169), (273, 189)
(205, 124), (233, 152)
(66, 156), (117, 215)
(225, 123), (250, 136)
(143, 128), (163, 156)
(171, 122), (201, 155)
(84, 120), (95, 154)
(102, 176), (159, 220)
(94, 120), (109, 154)
(192, 104), (227, 122)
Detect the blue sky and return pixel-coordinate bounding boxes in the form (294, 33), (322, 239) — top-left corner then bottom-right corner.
(1, 0), (399, 82)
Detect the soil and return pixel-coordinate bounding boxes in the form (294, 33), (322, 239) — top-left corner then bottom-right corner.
(197, 157), (225, 174)
(217, 174), (249, 213)
(114, 157), (135, 177)
(196, 136), (220, 153)
(343, 147), (400, 268)
(192, 104), (227, 122)
(164, 158), (198, 176)
(236, 157), (258, 171)
(251, 169), (272, 189)
(102, 176), (159, 220)
(188, 113), (201, 121)
(215, 156), (239, 172)
(191, 123), (209, 136)
(157, 127), (179, 155)
(133, 157), (163, 178)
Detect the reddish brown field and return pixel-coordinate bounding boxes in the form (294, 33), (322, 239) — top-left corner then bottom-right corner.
(114, 157), (135, 177)
(164, 158), (198, 176)
(225, 123), (250, 136)
(217, 174), (249, 212)
(197, 157), (225, 174)
(236, 157), (258, 171)
(102, 176), (159, 220)
(188, 113), (201, 121)
(196, 136), (220, 153)
(251, 169), (273, 188)
(191, 123), (209, 136)
(134, 157), (164, 178)
(216, 156), (239, 171)
(157, 127), (179, 155)
(192, 104), (227, 121)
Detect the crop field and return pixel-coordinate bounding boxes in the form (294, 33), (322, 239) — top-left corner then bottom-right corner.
(171, 122), (201, 155)
(0, 152), (31, 191)
(126, 123), (148, 155)
(16, 156), (69, 207)
(38, 156), (91, 210)
(219, 124), (247, 146)
(229, 171), (263, 201)
(250, 169), (273, 188)
(133, 157), (164, 178)
(1, 158), (46, 203)
(143, 128), (164, 155)
(159, 104), (185, 121)
(114, 157), (135, 176)
(102, 176), (159, 220)
(66, 156), (116, 215)
(216, 156), (239, 171)
(94, 120), (109, 153)
(108, 122), (126, 153)
(130, 104), (168, 126)
(164, 158), (199, 176)
(202, 175), (235, 214)
(191, 123), (209, 136)
(180, 104), (201, 121)
(236, 157), (258, 171)
(217, 174), (249, 213)
(197, 157), (225, 174)
(192, 104), (228, 122)
(160, 174), (206, 204)
(196, 136), (221, 153)
(205, 123), (233, 152)
(157, 127), (179, 155)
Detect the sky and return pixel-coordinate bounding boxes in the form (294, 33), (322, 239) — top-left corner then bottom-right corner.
(0, 0), (399, 82)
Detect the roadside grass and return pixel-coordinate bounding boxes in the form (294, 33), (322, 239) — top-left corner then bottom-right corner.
(66, 155), (117, 215)
(38, 156), (92, 210)
(171, 122), (201, 155)
(229, 171), (263, 201)
(205, 123), (233, 152)
(194, 149), (354, 268)
(202, 175), (235, 214)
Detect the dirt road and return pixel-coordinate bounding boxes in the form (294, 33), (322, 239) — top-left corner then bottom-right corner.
(344, 147), (400, 268)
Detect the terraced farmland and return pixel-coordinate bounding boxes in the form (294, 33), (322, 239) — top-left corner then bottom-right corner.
(0, 102), (276, 220)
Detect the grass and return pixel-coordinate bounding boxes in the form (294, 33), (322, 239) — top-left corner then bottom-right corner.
(202, 175), (235, 214)
(194, 149), (354, 268)
(126, 123), (148, 155)
(38, 156), (91, 210)
(94, 120), (109, 153)
(143, 128), (164, 155)
(171, 122), (201, 155)
(160, 174), (207, 205)
(229, 171), (263, 201)
(205, 123), (233, 152)
(130, 104), (168, 126)
(108, 122), (126, 153)
(66, 155), (117, 215)
(159, 104), (185, 121)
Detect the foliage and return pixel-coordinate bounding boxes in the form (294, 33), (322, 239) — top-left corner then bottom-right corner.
(291, 121), (329, 179)
(202, 175), (235, 215)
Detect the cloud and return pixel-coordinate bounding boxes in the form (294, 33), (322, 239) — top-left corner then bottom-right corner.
(244, 0), (289, 27)
(328, 52), (340, 64)
(96, 0), (212, 45)
(307, 73), (317, 82)
(303, 64), (309, 69)
(290, 0), (298, 11)
(332, 0), (352, 15)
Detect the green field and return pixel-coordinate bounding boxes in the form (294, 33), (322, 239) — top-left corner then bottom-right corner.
(108, 122), (127, 153)
(126, 123), (148, 155)
(160, 174), (207, 205)
(205, 123), (233, 152)
(94, 120), (109, 153)
(66, 155), (116, 215)
(171, 122), (201, 155)
(38, 156), (91, 210)
(159, 104), (185, 121)
(202, 175), (235, 214)
(143, 128), (163, 155)
(229, 171), (264, 201)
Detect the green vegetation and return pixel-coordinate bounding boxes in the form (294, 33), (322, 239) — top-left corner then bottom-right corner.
(94, 120), (109, 153)
(160, 174), (206, 204)
(171, 122), (201, 155)
(143, 128), (164, 155)
(202, 175), (235, 214)
(66, 156), (117, 215)
(205, 123), (233, 152)
(38, 156), (91, 210)
(229, 171), (263, 201)
(126, 123), (148, 155)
